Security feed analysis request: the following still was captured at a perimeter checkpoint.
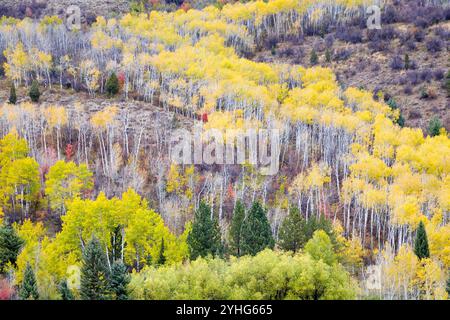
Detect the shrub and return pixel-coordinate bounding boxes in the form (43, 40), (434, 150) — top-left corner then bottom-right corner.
(29, 80), (40, 102)
(407, 71), (420, 85)
(426, 37), (443, 53)
(335, 27), (363, 44)
(334, 48), (352, 61)
(324, 34), (334, 48)
(389, 55), (403, 70)
(433, 69), (444, 81)
(403, 85), (413, 95)
(420, 69), (433, 83)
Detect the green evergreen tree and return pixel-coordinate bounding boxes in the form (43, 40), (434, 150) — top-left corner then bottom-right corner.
(414, 221), (430, 260)
(404, 53), (410, 70)
(157, 237), (166, 266)
(19, 263), (39, 300)
(387, 98), (405, 127)
(109, 261), (130, 300)
(29, 80), (40, 103)
(228, 200), (245, 257)
(310, 49), (318, 65)
(106, 72), (120, 97)
(58, 280), (74, 300)
(0, 224), (24, 271)
(9, 82), (17, 105)
(240, 201), (274, 256)
(325, 49), (332, 63)
(187, 201), (223, 260)
(428, 116), (442, 137)
(278, 206), (306, 252)
(80, 237), (111, 300)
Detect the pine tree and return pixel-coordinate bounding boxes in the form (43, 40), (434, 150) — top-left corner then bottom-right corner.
(228, 200), (245, 257)
(240, 201), (274, 256)
(278, 207), (306, 252)
(106, 72), (119, 97)
(19, 263), (39, 300)
(0, 224), (24, 271)
(58, 280), (74, 300)
(310, 49), (318, 65)
(157, 237), (166, 266)
(414, 221), (430, 260)
(29, 80), (40, 103)
(109, 261), (130, 300)
(80, 237), (111, 300)
(9, 82), (17, 105)
(187, 201), (223, 260)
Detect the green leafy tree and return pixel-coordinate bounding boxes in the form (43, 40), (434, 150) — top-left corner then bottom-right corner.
(228, 200), (245, 256)
(304, 230), (337, 265)
(109, 261), (130, 300)
(428, 116), (442, 137)
(414, 221), (430, 260)
(58, 280), (74, 300)
(80, 237), (111, 300)
(106, 72), (120, 96)
(0, 224), (24, 271)
(19, 262), (39, 300)
(277, 207), (305, 252)
(157, 237), (166, 266)
(9, 82), (17, 105)
(29, 80), (40, 103)
(240, 201), (274, 256)
(187, 201), (223, 260)
(45, 160), (93, 215)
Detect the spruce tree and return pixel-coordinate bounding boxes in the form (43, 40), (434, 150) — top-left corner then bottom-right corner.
(29, 80), (40, 103)
(58, 280), (74, 300)
(278, 207), (306, 252)
(157, 237), (166, 266)
(109, 261), (130, 300)
(414, 221), (430, 260)
(0, 224), (24, 271)
(187, 201), (223, 260)
(310, 49), (318, 65)
(240, 201), (274, 256)
(325, 49), (332, 63)
(106, 72), (119, 96)
(9, 82), (17, 105)
(228, 200), (245, 257)
(404, 53), (410, 70)
(80, 237), (111, 300)
(428, 116), (442, 137)
(19, 263), (39, 300)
